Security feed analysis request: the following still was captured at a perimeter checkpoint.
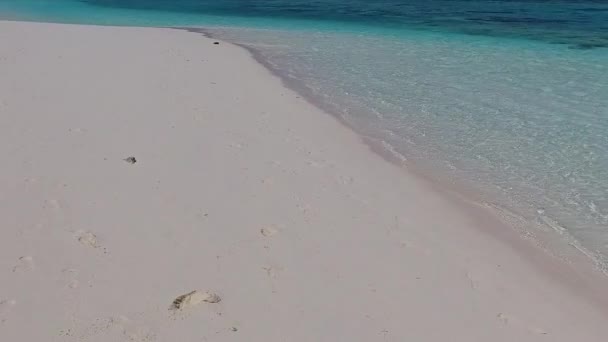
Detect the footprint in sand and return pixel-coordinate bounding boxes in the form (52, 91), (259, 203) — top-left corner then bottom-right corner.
(61, 268), (80, 289)
(12, 256), (34, 273)
(0, 299), (17, 323)
(497, 312), (511, 324)
(170, 290), (221, 311)
(68, 127), (86, 134)
(335, 174), (354, 185)
(75, 231), (108, 254)
(306, 159), (325, 168)
(260, 227), (278, 238)
(229, 142), (244, 150)
(46, 199), (62, 210)
(76, 231), (98, 248)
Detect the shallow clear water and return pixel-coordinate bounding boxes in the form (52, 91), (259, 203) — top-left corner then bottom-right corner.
(2, 0), (608, 267)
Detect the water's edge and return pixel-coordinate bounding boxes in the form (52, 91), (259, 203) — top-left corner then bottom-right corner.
(174, 26), (608, 281)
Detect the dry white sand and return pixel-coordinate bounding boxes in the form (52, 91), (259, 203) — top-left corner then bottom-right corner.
(1, 20), (607, 341)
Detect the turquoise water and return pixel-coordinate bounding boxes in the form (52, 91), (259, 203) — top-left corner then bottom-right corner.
(2, 1), (608, 268)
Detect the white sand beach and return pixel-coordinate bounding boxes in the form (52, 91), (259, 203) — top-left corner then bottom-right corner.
(1, 20), (607, 341)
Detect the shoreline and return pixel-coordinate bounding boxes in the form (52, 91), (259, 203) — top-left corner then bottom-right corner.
(180, 27), (608, 285)
(2, 19), (604, 273)
(187, 26), (608, 277)
(1, 20), (608, 341)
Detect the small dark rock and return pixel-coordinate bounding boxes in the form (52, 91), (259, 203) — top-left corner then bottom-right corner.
(230, 327), (238, 332)
(124, 157), (137, 164)
(213, 41), (220, 45)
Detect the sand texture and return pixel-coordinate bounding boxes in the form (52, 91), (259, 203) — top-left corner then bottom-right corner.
(1, 21), (608, 341)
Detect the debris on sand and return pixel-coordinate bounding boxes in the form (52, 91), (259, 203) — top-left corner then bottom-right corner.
(170, 290), (221, 310)
(213, 41), (220, 45)
(123, 156), (137, 164)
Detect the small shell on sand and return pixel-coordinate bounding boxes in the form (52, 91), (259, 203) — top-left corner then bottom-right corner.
(77, 232), (98, 248)
(260, 227), (278, 237)
(170, 290), (221, 310)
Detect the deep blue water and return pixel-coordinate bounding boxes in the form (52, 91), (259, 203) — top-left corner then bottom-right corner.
(1, 1), (608, 270)
(87, 0), (608, 48)
(3, 0), (608, 49)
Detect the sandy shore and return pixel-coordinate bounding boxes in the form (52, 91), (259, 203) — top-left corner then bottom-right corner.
(1, 20), (607, 341)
